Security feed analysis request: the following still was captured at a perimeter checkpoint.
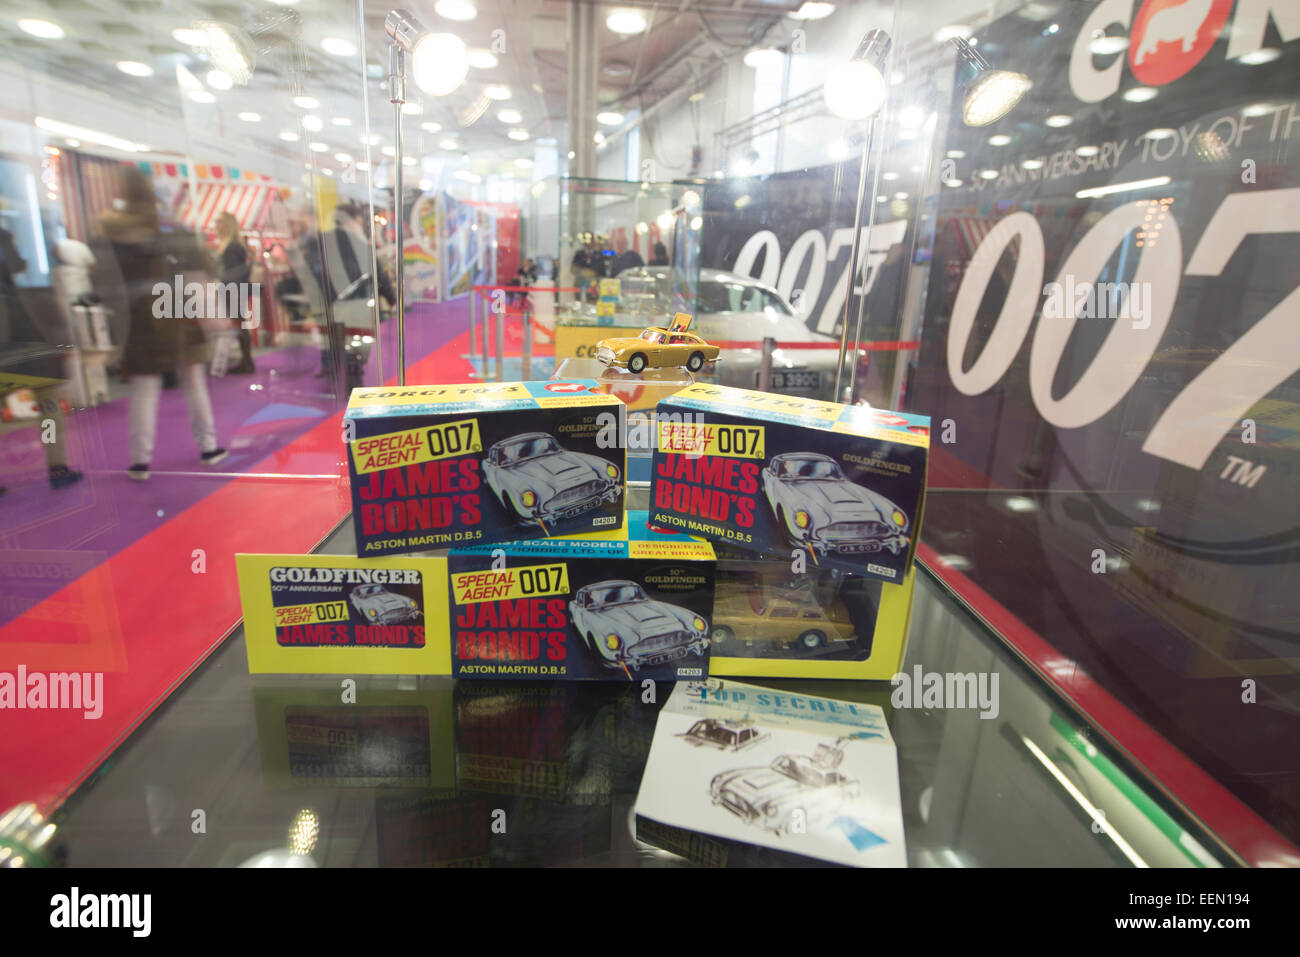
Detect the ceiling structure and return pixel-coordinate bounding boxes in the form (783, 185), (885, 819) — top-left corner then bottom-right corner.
(0, 0), (804, 181)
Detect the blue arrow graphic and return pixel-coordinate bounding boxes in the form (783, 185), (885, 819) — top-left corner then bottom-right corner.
(832, 817), (886, 852)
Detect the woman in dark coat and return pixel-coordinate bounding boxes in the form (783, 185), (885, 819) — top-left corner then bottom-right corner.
(98, 165), (226, 480)
(216, 211), (255, 373)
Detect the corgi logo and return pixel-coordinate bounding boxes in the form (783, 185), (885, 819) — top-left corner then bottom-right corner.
(1129, 0), (1231, 85)
(544, 382), (586, 393)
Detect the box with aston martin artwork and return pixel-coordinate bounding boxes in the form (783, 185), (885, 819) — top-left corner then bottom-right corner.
(344, 381), (626, 557)
(649, 383), (929, 585)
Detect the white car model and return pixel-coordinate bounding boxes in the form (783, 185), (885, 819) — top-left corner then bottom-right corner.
(569, 579), (709, 672)
(618, 267), (842, 398)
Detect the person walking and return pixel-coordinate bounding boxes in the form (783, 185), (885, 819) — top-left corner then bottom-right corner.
(98, 166), (227, 481)
(215, 211), (255, 373)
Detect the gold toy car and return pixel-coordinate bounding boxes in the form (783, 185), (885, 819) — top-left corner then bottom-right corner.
(711, 578), (855, 650)
(596, 312), (720, 374)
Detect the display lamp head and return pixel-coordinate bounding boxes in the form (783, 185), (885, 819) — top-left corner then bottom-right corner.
(951, 36), (1031, 127)
(385, 9), (469, 96)
(823, 29), (890, 121)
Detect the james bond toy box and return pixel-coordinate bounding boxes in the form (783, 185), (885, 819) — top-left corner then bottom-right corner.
(345, 380), (626, 556)
(236, 516), (715, 682)
(650, 383), (929, 585)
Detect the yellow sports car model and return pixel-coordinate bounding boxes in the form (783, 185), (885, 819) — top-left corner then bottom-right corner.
(596, 314), (720, 374)
(711, 579), (855, 650)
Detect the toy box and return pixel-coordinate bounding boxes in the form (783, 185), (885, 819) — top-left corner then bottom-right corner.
(650, 383), (929, 585)
(345, 380), (626, 556)
(236, 519), (715, 682)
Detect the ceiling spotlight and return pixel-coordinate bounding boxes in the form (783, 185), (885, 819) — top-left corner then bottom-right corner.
(1075, 144), (1099, 157)
(302, 115), (324, 131)
(401, 102), (423, 115)
(1141, 128), (1176, 140)
(321, 37), (357, 57)
(827, 139), (850, 161)
(294, 95), (320, 109)
(1021, 158), (1044, 169)
(421, 121), (442, 133)
(467, 49), (498, 69)
(334, 152), (353, 163)
(515, 158), (533, 169)
(206, 69), (233, 90)
(952, 36), (1031, 126)
(743, 48), (783, 70)
(188, 90), (216, 104)
(381, 145), (397, 157)
(238, 112), (262, 122)
(497, 108), (522, 124)
(1236, 48), (1280, 66)
(1045, 114), (1073, 127)
(988, 133), (1011, 146)
(279, 130), (300, 142)
(1242, 103), (1279, 117)
(603, 60), (633, 80)
(117, 61), (153, 77)
(507, 129), (530, 141)
(979, 168), (999, 179)
(597, 111), (624, 126)
(386, 11), (470, 97)
(19, 19), (65, 39)
(789, 2), (835, 20)
(946, 149), (966, 158)
(688, 91), (705, 103)
(823, 30), (890, 120)
(172, 27), (207, 47)
(440, 138), (458, 150)
(1123, 86), (1158, 103)
(606, 9), (648, 35)
(484, 84), (511, 100)
(310, 141), (329, 152)
(332, 117), (352, 126)
(435, 0), (478, 21)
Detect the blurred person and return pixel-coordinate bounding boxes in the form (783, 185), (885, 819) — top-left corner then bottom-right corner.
(0, 224), (83, 493)
(318, 204), (395, 390)
(613, 236), (643, 275)
(215, 211), (255, 374)
(649, 241), (669, 266)
(97, 166), (227, 481)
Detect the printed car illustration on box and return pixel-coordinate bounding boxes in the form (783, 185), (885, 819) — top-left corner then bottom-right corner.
(569, 579), (709, 672)
(596, 324), (720, 374)
(483, 432), (621, 529)
(763, 452), (909, 558)
(678, 718), (769, 752)
(710, 743), (860, 835)
(349, 584), (420, 624)
(712, 579), (855, 650)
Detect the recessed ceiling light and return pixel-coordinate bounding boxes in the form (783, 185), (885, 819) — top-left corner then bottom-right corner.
(484, 85), (511, 100)
(355, 161), (370, 171)
(402, 156), (417, 166)
(1141, 128), (1176, 140)
(593, 131), (606, 145)
(1089, 35), (1128, 56)
(788, 2), (835, 20)
(206, 69), (233, 90)
(827, 140), (849, 161)
(1021, 158), (1044, 169)
(603, 60), (633, 79)
(310, 141), (329, 153)
(946, 149), (966, 158)
(319, 168), (333, 176)
(507, 129), (529, 141)
(876, 195), (887, 203)
(440, 138), (458, 150)
(743, 48), (783, 70)
(117, 61), (153, 77)
(381, 145), (396, 157)
(1045, 114), (1073, 127)
(401, 102), (423, 115)
(515, 157), (533, 169)
(497, 109), (522, 124)
(467, 49), (498, 69)
(301, 115), (323, 132)
(943, 179), (962, 187)
(419, 178), (434, 190)
(321, 37), (357, 57)
(606, 10), (648, 35)
(188, 90), (216, 104)
(421, 121), (443, 133)
(331, 117), (352, 126)
(279, 130), (300, 142)
(988, 133), (1011, 146)
(293, 95), (320, 110)
(894, 192), (909, 200)
(237, 112), (262, 122)
(597, 111), (624, 126)
(1236, 48), (1280, 66)
(1075, 144), (1099, 156)
(1122, 86), (1158, 103)
(435, 0), (478, 21)
(362, 134), (382, 146)
(334, 152), (353, 163)
(19, 19), (64, 39)
(1242, 103), (1279, 117)
(172, 28), (207, 47)
(979, 169), (999, 179)
(881, 171), (899, 181)
(688, 91), (705, 103)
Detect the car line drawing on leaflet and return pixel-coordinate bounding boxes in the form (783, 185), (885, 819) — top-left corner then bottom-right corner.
(678, 718), (769, 752)
(569, 580), (709, 673)
(482, 432), (621, 530)
(710, 740), (860, 835)
(349, 584), (420, 624)
(763, 452), (909, 558)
